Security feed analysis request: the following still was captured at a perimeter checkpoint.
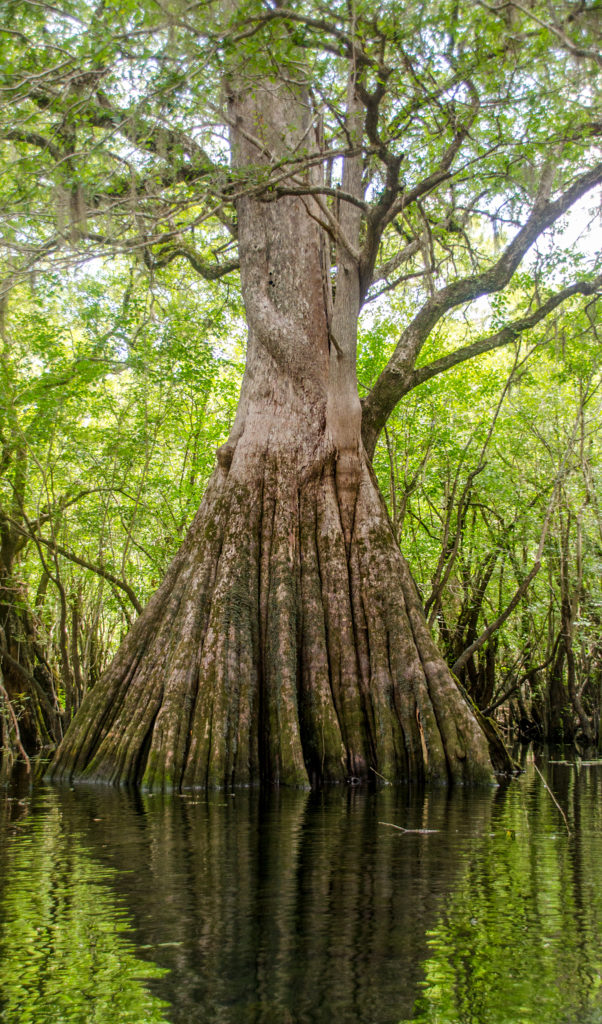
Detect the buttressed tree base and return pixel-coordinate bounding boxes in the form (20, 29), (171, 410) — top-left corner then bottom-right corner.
(39, 1), (600, 789)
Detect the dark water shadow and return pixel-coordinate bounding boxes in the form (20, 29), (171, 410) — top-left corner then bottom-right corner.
(17, 781), (496, 1024)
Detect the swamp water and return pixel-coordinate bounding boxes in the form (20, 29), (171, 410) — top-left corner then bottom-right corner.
(1, 755), (602, 1024)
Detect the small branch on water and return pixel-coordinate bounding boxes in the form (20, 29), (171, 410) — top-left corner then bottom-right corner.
(534, 764), (571, 836)
(370, 765), (390, 784)
(378, 821), (440, 834)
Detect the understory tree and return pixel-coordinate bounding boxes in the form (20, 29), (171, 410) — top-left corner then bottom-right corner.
(1, 0), (600, 786)
(0, 267), (239, 761)
(372, 321), (602, 745)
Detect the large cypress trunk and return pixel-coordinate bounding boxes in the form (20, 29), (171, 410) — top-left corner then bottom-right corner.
(48, 70), (508, 789)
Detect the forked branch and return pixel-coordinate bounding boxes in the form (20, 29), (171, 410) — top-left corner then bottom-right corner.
(362, 161), (602, 455)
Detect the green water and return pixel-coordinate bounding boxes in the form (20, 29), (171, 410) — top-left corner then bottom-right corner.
(1, 754), (602, 1024)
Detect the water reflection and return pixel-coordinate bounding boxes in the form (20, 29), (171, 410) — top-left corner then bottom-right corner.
(49, 786), (498, 1023)
(0, 778), (169, 1023)
(405, 759), (602, 1024)
(1, 761), (602, 1024)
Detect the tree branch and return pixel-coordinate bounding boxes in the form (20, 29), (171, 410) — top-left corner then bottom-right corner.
(406, 274), (602, 394)
(4, 128), (61, 160)
(143, 244), (239, 281)
(10, 525), (142, 614)
(361, 160), (602, 456)
(451, 390), (587, 675)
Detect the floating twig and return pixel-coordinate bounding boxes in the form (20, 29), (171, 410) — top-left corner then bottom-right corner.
(378, 821), (439, 834)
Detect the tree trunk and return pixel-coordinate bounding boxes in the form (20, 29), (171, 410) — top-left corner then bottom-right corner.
(50, 441), (503, 787)
(0, 523), (63, 756)
(48, 65), (510, 790)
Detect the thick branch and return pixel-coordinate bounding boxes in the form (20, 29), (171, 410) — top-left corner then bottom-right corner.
(226, 9), (378, 69)
(406, 274), (602, 394)
(143, 244), (239, 281)
(362, 161), (602, 455)
(69, 89), (214, 171)
(358, 89), (480, 302)
(5, 128), (61, 160)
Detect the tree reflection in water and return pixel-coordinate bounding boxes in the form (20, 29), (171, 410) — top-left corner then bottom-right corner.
(404, 762), (602, 1024)
(0, 778), (169, 1023)
(1, 762), (602, 1024)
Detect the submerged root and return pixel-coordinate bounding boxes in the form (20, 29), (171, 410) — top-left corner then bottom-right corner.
(49, 447), (506, 790)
